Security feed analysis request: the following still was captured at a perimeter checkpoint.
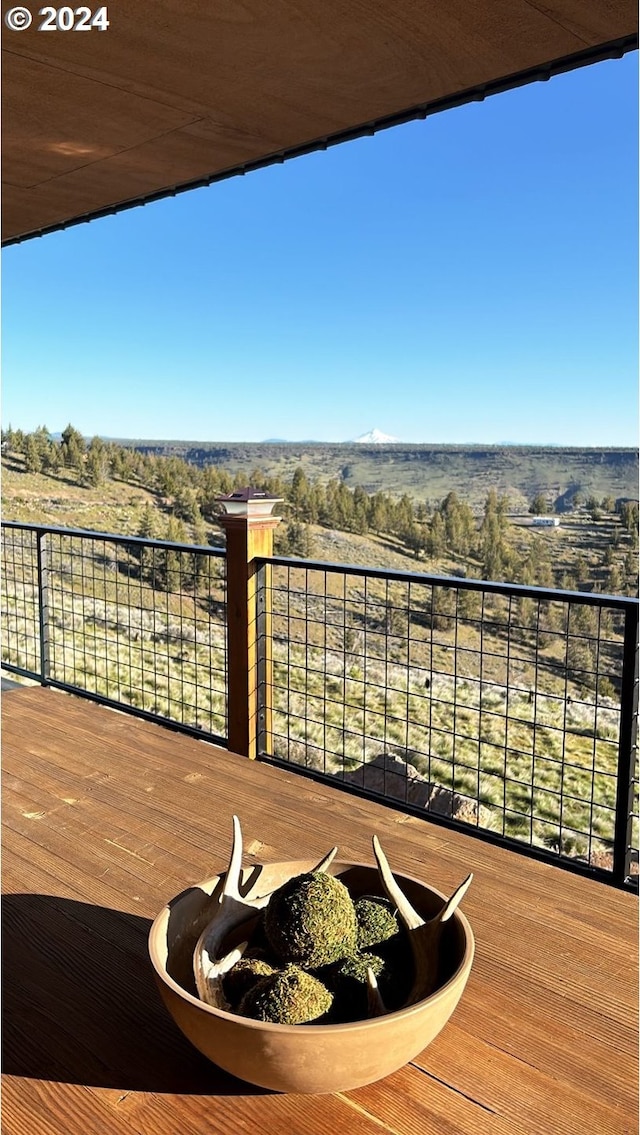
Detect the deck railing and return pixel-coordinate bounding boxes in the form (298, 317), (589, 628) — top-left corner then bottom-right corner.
(1, 522), (228, 742)
(2, 519), (638, 890)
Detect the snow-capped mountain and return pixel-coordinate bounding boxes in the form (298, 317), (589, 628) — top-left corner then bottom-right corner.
(352, 428), (400, 444)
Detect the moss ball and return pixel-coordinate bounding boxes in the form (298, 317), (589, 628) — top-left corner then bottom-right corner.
(323, 951), (387, 1022)
(222, 956), (277, 1007)
(355, 896), (399, 951)
(336, 950), (386, 984)
(265, 871), (358, 968)
(238, 964), (333, 1024)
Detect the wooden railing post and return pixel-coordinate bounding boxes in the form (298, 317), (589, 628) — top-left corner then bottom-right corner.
(217, 491), (281, 759)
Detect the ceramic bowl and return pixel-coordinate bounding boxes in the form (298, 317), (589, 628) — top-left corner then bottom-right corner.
(148, 858), (474, 1094)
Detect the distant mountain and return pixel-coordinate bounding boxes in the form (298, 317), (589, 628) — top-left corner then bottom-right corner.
(353, 428), (400, 444)
(260, 437), (324, 444)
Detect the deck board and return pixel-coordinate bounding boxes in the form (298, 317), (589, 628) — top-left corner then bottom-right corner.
(2, 686), (638, 1135)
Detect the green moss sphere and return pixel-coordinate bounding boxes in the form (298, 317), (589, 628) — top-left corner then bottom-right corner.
(238, 964), (333, 1024)
(222, 956), (277, 1007)
(265, 871), (358, 968)
(325, 950), (387, 1022)
(355, 895), (399, 951)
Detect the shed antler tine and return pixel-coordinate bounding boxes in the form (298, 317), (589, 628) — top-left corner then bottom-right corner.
(438, 873), (473, 924)
(366, 967), (387, 1018)
(241, 846), (339, 911)
(372, 835), (423, 931)
(215, 940), (248, 976)
(222, 814), (244, 901)
(312, 846), (338, 873)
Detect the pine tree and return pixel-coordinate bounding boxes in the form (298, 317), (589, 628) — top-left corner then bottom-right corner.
(428, 512), (446, 558)
(282, 521), (315, 557)
(529, 492), (548, 515)
(152, 517), (189, 592)
(85, 437), (109, 487)
(24, 433), (43, 473)
(42, 442), (62, 474)
(60, 424), (86, 472)
(173, 486), (202, 524)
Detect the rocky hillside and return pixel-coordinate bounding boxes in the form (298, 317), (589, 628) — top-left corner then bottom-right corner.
(123, 441), (638, 513)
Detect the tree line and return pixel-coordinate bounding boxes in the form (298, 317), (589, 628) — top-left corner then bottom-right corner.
(3, 424), (638, 597)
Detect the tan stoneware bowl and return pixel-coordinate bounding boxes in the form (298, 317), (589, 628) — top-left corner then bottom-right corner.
(148, 858), (474, 1094)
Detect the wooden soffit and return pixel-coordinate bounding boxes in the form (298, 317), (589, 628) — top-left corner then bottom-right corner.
(2, 0), (637, 245)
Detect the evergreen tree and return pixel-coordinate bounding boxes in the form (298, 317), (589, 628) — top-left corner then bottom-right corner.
(405, 521), (427, 558)
(427, 511), (446, 558)
(282, 521), (315, 557)
(368, 492), (389, 534)
(352, 486), (369, 535)
(42, 442), (62, 474)
(60, 424), (86, 471)
(173, 486), (202, 524)
(440, 491), (475, 555)
(154, 517), (189, 592)
(529, 492), (548, 515)
(623, 550), (638, 594)
(85, 437), (109, 487)
(619, 501), (639, 547)
(138, 502), (158, 539)
(11, 428), (25, 454)
(480, 489), (513, 581)
(134, 502), (159, 583)
(606, 563), (623, 595)
(23, 433), (44, 473)
(289, 468), (311, 518)
(274, 525), (291, 556)
(566, 636), (596, 693)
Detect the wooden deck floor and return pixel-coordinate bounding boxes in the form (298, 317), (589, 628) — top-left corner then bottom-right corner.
(2, 686), (638, 1135)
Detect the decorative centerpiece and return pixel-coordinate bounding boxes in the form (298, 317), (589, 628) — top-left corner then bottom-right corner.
(148, 817), (475, 1093)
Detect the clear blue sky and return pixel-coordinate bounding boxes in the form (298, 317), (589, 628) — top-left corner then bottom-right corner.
(2, 53), (638, 446)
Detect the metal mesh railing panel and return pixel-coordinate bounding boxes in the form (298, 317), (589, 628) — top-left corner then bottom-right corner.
(2, 525), (228, 741)
(2, 525), (40, 676)
(264, 561), (637, 879)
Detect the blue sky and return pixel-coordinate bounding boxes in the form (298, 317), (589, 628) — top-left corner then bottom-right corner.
(2, 52), (638, 446)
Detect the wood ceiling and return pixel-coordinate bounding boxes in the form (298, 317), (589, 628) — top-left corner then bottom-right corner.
(2, 0), (637, 245)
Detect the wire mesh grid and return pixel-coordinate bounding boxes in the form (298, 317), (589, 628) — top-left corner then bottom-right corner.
(2, 525), (228, 741)
(630, 766), (639, 878)
(2, 524), (40, 676)
(264, 561), (638, 876)
(628, 648), (639, 880)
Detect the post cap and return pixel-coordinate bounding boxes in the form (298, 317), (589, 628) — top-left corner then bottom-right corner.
(217, 488), (283, 517)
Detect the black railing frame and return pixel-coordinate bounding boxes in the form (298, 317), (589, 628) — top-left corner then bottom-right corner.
(2, 522), (638, 892)
(613, 601), (639, 886)
(2, 520), (228, 745)
(256, 554), (640, 892)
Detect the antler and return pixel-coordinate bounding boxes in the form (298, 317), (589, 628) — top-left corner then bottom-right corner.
(372, 834), (472, 1003)
(193, 816), (338, 1008)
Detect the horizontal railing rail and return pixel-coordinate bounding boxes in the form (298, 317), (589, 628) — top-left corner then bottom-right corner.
(2, 520), (638, 890)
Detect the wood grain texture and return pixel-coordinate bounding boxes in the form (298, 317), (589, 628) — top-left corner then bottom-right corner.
(219, 513), (279, 758)
(3, 0), (637, 241)
(2, 686), (638, 1135)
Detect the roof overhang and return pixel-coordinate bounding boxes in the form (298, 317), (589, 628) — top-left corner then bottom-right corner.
(2, 1), (637, 246)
